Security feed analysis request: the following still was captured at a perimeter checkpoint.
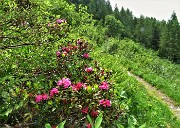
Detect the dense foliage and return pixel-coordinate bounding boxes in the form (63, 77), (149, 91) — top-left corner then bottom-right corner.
(0, 0), (126, 127)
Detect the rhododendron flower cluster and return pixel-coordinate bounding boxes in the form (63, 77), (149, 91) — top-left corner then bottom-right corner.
(83, 53), (89, 58)
(56, 51), (61, 56)
(87, 123), (91, 128)
(48, 18), (66, 27)
(85, 67), (93, 73)
(91, 109), (99, 118)
(99, 81), (109, 90)
(35, 94), (48, 103)
(81, 107), (89, 114)
(99, 99), (111, 107)
(72, 82), (86, 91)
(56, 19), (66, 24)
(50, 88), (58, 96)
(57, 78), (71, 88)
(81, 107), (99, 118)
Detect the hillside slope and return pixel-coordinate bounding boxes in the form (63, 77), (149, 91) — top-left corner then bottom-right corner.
(93, 47), (180, 127)
(100, 38), (180, 105)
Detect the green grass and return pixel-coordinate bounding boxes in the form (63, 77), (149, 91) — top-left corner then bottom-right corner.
(92, 50), (180, 127)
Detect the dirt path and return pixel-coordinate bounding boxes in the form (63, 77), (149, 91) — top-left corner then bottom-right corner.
(127, 71), (180, 119)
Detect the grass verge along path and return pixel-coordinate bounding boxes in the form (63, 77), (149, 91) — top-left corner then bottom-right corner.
(127, 71), (180, 119)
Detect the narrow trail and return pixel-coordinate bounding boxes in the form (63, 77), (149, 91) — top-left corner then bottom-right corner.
(127, 71), (180, 119)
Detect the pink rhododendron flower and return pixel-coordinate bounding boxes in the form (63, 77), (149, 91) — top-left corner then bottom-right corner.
(56, 19), (63, 24)
(35, 95), (42, 102)
(50, 88), (58, 96)
(41, 94), (48, 100)
(62, 51), (67, 56)
(76, 82), (83, 90)
(62, 47), (66, 51)
(83, 53), (89, 58)
(57, 78), (71, 89)
(57, 80), (63, 86)
(72, 82), (85, 91)
(99, 99), (111, 107)
(77, 39), (82, 44)
(87, 123), (91, 128)
(91, 109), (98, 118)
(64, 47), (70, 52)
(99, 81), (109, 90)
(81, 107), (88, 114)
(105, 99), (111, 107)
(47, 23), (51, 26)
(85, 67), (93, 73)
(62, 78), (71, 88)
(56, 51), (61, 56)
(72, 85), (77, 92)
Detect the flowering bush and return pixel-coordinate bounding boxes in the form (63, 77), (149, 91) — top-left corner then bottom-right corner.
(29, 38), (122, 127)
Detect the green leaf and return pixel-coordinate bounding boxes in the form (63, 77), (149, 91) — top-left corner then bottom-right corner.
(87, 114), (94, 128)
(45, 123), (52, 128)
(120, 91), (127, 98)
(95, 113), (102, 128)
(128, 117), (134, 128)
(57, 120), (66, 128)
(4, 107), (13, 117)
(117, 124), (124, 128)
(138, 123), (146, 128)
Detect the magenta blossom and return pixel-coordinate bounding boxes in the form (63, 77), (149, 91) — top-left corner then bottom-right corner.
(99, 81), (109, 90)
(62, 78), (71, 88)
(62, 51), (67, 56)
(87, 123), (91, 128)
(35, 94), (48, 103)
(83, 53), (89, 58)
(99, 99), (111, 107)
(41, 94), (48, 100)
(35, 95), (43, 103)
(47, 23), (51, 26)
(85, 67), (93, 73)
(72, 82), (84, 91)
(56, 19), (63, 24)
(77, 39), (82, 44)
(57, 78), (71, 89)
(56, 51), (61, 56)
(81, 107), (88, 114)
(50, 88), (58, 97)
(57, 80), (63, 86)
(91, 109), (98, 118)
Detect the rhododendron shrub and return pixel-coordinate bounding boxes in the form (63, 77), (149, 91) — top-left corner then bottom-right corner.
(30, 38), (122, 127)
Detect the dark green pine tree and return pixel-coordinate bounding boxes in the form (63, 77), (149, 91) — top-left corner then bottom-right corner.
(114, 4), (121, 20)
(159, 12), (180, 63)
(151, 22), (160, 50)
(134, 15), (146, 44)
(88, 0), (96, 15)
(105, 0), (113, 15)
(87, 0), (109, 21)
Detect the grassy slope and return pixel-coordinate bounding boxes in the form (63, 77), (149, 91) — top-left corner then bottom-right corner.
(100, 38), (180, 105)
(92, 47), (180, 127)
